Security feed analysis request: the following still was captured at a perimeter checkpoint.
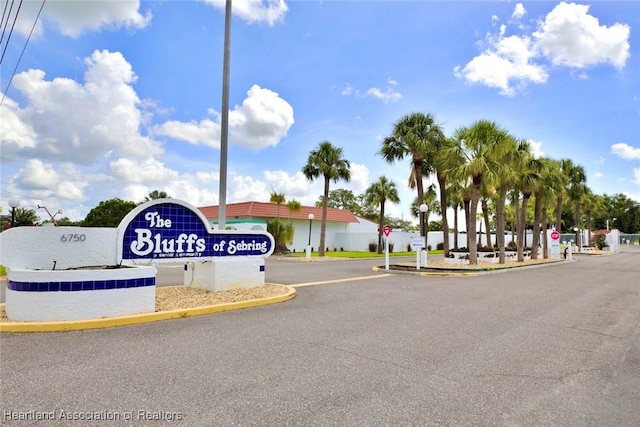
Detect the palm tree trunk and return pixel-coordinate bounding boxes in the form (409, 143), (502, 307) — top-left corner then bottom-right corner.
(512, 196), (519, 246)
(574, 205), (581, 252)
(531, 195), (542, 260)
(542, 207), (549, 259)
(517, 194), (531, 262)
(438, 173), (449, 257)
(319, 176), (330, 256)
(482, 199), (491, 248)
(586, 211), (592, 246)
(469, 179), (481, 264)
(414, 162), (424, 234)
(555, 194), (563, 232)
(496, 187), (507, 264)
(377, 201), (385, 254)
(463, 198), (471, 248)
(453, 205), (459, 250)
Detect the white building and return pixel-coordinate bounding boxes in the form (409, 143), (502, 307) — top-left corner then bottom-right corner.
(199, 201), (379, 253)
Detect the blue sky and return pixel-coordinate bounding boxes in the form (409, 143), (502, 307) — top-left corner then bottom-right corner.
(1, 0), (639, 224)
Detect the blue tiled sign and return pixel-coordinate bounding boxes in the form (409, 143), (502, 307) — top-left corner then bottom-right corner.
(118, 200), (275, 261)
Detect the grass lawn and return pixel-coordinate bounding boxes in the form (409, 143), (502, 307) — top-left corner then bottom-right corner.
(283, 250), (443, 259)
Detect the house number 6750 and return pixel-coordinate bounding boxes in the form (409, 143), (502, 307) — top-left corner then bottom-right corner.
(60, 234), (86, 242)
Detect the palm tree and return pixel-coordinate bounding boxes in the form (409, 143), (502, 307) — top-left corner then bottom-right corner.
(365, 176), (400, 254)
(286, 199), (302, 244)
(491, 135), (520, 264)
(566, 163), (587, 251)
(302, 141), (351, 257)
(432, 137), (457, 257)
(270, 191), (286, 251)
(144, 190), (170, 202)
(533, 157), (561, 259)
(528, 157), (551, 260)
(446, 180), (465, 250)
(582, 189), (603, 246)
(479, 182), (495, 249)
(379, 112), (444, 240)
(516, 153), (542, 262)
(446, 120), (511, 264)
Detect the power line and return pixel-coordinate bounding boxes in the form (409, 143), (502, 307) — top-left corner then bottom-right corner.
(0, 0), (22, 65)
(0, 0), (15, 49)
(0, 1), (10, 45)
(0, 0), (45, 107)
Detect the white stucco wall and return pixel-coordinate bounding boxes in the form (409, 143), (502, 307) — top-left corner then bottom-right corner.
(0, 227), (118, 270)
(184, 258), (265, 291)
(287, 219), (350, 253)
(6, 266), (156, 321)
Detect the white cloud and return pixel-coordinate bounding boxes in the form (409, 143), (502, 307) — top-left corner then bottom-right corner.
(346, 162), (370, 193)
(109, 158), (179, 183)
(527, 139), (544, 158)
(512, 3), (526, 20)
(455, 2), (630, 96)
(365, 87), (403, 103)
(157, 117), (221, 148)
(593, 172), (603, 179)
(205, 0), (288, 25)
(341, 84), (354, 96)
(16, 0), (151, 38)
(611, 143), (640, 160)
(229, 85), (295, 148)
(263, 171), (311, 197)
(454, 35), (547, 96)
(533, 2), (630, 69)
(156, 85), (294, 150)
(0, 99), (37, 156)
(336, 80), (403, 103)
(5, 50), (163, 165)
(12, 159), (87, 200)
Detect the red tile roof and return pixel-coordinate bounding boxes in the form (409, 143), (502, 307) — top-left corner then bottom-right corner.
(198, 201), (359, 223)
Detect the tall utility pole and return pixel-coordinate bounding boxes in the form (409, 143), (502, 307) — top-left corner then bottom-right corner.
(218, 0), (232, 230)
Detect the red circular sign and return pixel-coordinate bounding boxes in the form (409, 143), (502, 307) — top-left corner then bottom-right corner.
(551, 230), (560, 240)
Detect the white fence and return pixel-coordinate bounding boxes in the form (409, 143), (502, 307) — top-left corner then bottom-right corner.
(333, 231), (535, 253)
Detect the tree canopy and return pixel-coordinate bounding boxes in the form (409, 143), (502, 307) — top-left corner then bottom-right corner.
(82, 198), (137, 227)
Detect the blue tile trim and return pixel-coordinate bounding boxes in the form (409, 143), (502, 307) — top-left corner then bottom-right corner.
(8, 277), (156, 292)
(260, 265), (265, 272)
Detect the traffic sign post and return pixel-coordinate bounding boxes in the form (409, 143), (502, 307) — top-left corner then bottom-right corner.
(549, 229), (561, 259)
(411, 237), (425, 269)
(383, 226), (392, 270)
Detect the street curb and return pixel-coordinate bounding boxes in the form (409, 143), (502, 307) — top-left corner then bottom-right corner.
(371, 266), (477, 277)
(0, 286), (296, 333)
(373, 259), (567, 277)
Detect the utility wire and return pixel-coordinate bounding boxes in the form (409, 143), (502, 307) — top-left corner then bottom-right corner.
(0, 0), (44, 107)
(0, 0), (22, 65)
(0, 1), (10, 45)
(0, 0), (14, 48)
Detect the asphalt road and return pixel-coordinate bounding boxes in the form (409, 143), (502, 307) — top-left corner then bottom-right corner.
(1, 252), (639, 426)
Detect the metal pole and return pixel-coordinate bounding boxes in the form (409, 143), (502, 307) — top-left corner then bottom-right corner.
(308, 218), (312, 246)
(218, 0), (232, 230)
(11, 207), (16, 227)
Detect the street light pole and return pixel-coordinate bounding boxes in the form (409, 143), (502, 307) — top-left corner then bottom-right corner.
(306, 213), (314, 260)
(218, 0), (232, 230)
(8, 199), (20, 227)
(419, 203), (428, 266)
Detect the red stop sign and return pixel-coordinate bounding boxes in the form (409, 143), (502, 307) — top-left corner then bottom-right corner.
(551, 230), (560, 240)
